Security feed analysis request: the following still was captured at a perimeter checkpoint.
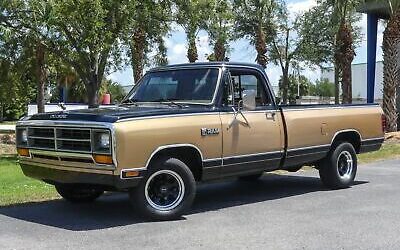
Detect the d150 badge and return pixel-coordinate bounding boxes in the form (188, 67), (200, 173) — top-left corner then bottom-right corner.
(201, 128), (220, 136)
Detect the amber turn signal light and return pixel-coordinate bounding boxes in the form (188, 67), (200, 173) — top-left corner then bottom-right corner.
(93, 154), (113, 165)
(122, 170), (140, 178)
(17, 148), (30, 157)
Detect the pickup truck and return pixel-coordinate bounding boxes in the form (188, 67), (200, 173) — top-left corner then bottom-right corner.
(16, 62), (385, 220)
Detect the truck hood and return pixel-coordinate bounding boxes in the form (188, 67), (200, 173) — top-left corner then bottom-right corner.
(24, 104), (216, 123)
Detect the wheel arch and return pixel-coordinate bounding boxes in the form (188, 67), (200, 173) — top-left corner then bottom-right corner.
(146, 144), (204, 181)
(331, 129), (362, 153)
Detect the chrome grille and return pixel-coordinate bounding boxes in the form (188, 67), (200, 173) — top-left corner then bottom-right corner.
(18, 126), (110, 154)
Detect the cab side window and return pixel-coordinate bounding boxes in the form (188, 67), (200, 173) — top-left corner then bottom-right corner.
(230, 70), (271, 107)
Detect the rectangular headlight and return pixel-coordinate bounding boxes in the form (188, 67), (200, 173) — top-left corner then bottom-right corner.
(16, 128), (28, 147)
(92, 130), (111, 154)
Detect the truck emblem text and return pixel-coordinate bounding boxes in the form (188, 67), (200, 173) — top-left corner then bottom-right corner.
(50, 114), (68, 119)
(201, 128), (220, 136)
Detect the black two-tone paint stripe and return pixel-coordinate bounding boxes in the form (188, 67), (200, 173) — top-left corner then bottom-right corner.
(223, 151), (283, 166)
(286, 145), (331, 158)
(202, 151), (283, 168)
(360, 138), (384, 153)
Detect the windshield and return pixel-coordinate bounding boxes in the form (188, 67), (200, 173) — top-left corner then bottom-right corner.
(125, 68), (220, 104)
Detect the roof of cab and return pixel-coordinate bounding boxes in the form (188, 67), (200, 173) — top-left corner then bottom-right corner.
(149, 62), (265, 72)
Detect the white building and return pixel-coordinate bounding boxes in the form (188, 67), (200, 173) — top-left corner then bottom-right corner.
(321, 61), (383, 102)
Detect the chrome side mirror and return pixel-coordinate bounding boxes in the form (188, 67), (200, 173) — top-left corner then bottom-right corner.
(242, 89), (256, 111)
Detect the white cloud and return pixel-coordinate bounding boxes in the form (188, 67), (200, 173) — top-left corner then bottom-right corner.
(197, 32), (212, 61)
(287, 0), (317, 16)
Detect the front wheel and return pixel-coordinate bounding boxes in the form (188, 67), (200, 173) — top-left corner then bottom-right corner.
(318, 142), (357, 189)
(129, 157), (196, 220)
(55, 184), (104, 203)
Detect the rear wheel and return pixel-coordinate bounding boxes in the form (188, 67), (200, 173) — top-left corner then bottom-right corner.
(55, 184), (104, 203)
(318, 142), (357, 189)
(129, 157), (196, 220)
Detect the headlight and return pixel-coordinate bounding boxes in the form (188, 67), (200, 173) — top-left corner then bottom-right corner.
(21, 129), (28, 143)
(99, 133), (110, 148)
(93, 130), (111, 154)
(16, 128), (28, 146)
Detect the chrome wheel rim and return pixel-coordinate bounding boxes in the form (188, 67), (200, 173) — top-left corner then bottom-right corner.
(145, 170), (185, 211)
(337, 151), (353, 180)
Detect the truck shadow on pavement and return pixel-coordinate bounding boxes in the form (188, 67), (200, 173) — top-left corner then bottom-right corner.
(0, 173), (368, 231)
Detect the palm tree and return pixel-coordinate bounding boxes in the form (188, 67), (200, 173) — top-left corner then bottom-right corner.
(233, 0), (279, 68)
(129, 0), (171, 83)
(382, 0), (400, 132)
(175, 0), (212, 63)
(331, 0), (359, 104)
(206, 0), (234, 61)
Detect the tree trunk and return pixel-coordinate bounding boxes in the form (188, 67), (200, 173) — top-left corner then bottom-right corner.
(282, 70), (289, 105)
(255, 25), (267, 68)
(341, 61), (352, 104)
(334, 63), (340, 104)
(335, 22), (354, 104)
(382, 11), (400, 132)
(187, 32), (198, 63)
(86, 80), (99, 108)
(35, 41), (46, 113)
(214, 38), (226, 61)
(130, 27), (146, 84)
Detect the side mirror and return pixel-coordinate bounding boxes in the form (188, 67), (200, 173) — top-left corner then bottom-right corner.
(242, 89), (256, 111)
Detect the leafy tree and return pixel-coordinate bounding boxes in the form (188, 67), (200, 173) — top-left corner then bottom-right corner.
(233, 0), (281, 68)
(128, 0), (171, 83)
(205, 0), (234, 61)
(1, 0), (48, 113)
(0, 44), (36, 120)
(4, 0), (135, 108)
(380, 0), (400, 131)
(269, 2), (304, 104)
(298, 0), (361, 104)
(175, 0), (212, 63)
(153, 36), (169, 67)
(313, 78), (335, 97)
(280, 74), (313, 104)
(99, 79), (126, 104)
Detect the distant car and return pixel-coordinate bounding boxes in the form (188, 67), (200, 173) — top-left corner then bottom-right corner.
(16, 62), (385, 220)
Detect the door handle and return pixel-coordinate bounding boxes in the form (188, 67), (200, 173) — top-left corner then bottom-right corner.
(266, 112), (276, 120)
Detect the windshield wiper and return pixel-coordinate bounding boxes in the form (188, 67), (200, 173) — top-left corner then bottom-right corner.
(152, 98), (184, 108)
(120, 98), (138, 106)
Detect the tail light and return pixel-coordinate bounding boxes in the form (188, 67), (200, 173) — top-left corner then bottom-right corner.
(381, 114), (386, 133)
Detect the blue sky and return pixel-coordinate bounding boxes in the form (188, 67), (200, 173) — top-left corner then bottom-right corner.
(107, 0), (385, 87)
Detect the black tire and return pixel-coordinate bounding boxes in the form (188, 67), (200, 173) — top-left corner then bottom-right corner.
(238, 173), (263, 181)
(55, 184), (104, 203)
(129, 157), (196, 221)
(318, 142), (357, 189)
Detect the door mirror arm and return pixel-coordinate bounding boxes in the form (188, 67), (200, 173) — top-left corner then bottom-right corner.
(227, 100), (250, 130)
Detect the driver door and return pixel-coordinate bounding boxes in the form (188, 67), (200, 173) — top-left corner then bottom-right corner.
(219, 68), (284, 177)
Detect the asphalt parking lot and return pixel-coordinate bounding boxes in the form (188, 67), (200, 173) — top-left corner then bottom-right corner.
(0, 159), (399, 250)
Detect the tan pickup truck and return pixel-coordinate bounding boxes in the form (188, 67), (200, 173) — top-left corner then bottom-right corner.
(16, 62), (385, 220)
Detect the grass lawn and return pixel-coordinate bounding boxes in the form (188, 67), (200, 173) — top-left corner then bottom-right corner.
(0, 143), (399, 207)
(358, 143), (400, 163)
(0, 156), (58, 207)
(0, 121), (17, 125)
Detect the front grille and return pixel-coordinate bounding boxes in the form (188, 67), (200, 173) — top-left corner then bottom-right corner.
(18, 126), (110, 154)
(57, 139), (91, 152)
(57, 129), (90, 140)
(30, 138), (55, 149)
